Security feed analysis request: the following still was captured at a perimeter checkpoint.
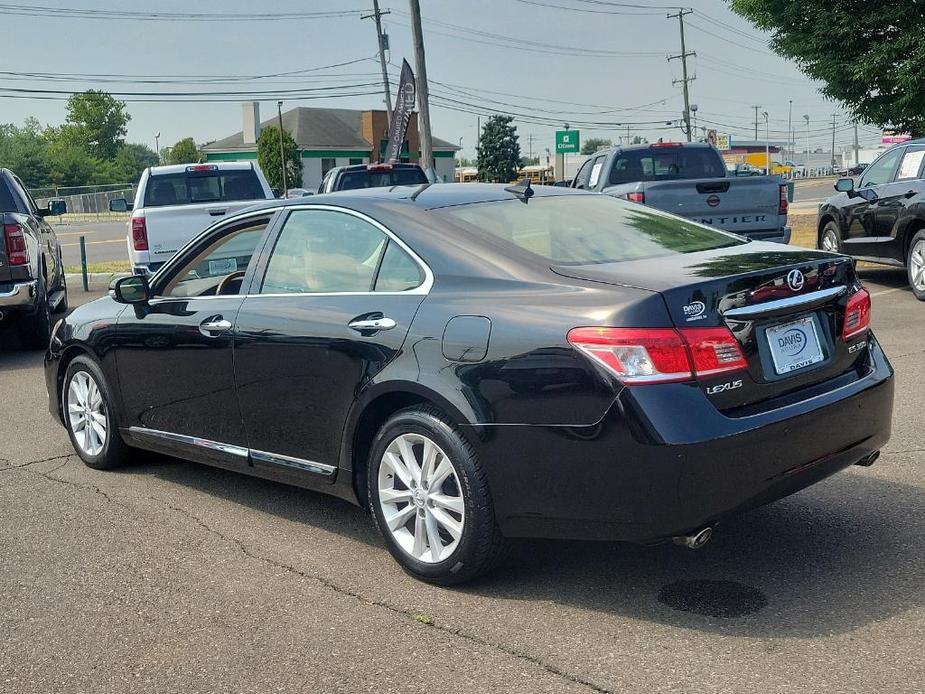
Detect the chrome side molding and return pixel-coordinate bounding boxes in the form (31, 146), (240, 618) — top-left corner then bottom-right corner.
(127, 426), (335, 478)
(722, 286), (847, 319)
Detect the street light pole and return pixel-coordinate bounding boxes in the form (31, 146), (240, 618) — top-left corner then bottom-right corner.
(787, 99), (792, 158)
(277, 101), (288, 196)
(803, 114), (810, 156)
(763, 111), (770, 174)
(155, 132), (160, 164)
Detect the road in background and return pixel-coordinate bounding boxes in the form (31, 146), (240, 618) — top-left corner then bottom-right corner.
(1, 268), (922, 693)
(791, 177), (841, 212)
(52, 219), (127, 268)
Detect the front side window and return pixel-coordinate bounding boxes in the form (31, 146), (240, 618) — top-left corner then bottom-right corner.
(159, 219), (269, 297)
(860, 148), (903, 188)
(436, 195), (743, 266)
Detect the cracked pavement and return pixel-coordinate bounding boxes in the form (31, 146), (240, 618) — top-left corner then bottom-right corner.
(2, 269), (924, 693)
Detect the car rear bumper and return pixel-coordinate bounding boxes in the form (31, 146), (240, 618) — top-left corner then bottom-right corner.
(745, 226), (791, 244)
(0, 280), (37, 313)
(474, 334), (893, 542)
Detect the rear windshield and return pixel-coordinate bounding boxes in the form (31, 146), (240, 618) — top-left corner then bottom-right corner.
(608, 147), (725, 184)
(336, 168), (428, 191)
(0, 181), (18, 212)
(435, 195), (744, 266)
(143, 169), (264, 207)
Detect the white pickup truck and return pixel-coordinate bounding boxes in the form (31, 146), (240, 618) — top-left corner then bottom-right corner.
(110, 162), (274, 275)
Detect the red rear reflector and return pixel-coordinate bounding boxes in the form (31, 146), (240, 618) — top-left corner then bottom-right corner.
(3, 223), (29, 265)
(680, 327), (748, 377)
(186, 164), (217, 172)
(843, 287), (871, 339)
(627, 191), (645, 204)
(568, 326), (747, 385)
(778, 183), (789, 215)
(131, 216), (148, 251)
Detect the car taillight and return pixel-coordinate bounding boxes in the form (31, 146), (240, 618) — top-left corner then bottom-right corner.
(367, 163), (394, 172)
(843, 287), (871, 340)
(778, 183), (789, 216)
(3, 223), (29, 265)
(131, 215), (148, 251)
(567, 326), (747, 385)
(627, 191), (645, 204)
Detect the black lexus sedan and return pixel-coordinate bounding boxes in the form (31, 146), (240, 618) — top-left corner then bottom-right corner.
(46, 184), (894, 584)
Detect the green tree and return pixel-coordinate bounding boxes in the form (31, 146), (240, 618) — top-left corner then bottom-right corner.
(97, 143), (159, 183)
(60, 90), (130, 159)
(477, 115), (520, 182)
(581, 137), (612, 155)
(166, 137), (199, 165)
(257, 126), (302, 192)
(0, 119), (51, 187)
(631, 136), (648, 145)
(730, 1), (924, 135)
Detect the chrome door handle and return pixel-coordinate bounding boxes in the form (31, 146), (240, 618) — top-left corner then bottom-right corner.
(199, 318), (232, 337)
(348, 317), (396, 332)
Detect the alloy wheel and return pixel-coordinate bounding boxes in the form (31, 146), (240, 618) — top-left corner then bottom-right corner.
(910, 239), (925, 291)
(67, 371), (108, 457)
(377, 433), (465, 563)
(821, 229), (840, 253)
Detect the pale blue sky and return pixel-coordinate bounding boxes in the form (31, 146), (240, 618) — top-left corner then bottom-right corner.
(0, 1), (883, 159)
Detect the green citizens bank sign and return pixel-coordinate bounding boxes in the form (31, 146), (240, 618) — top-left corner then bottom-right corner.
(555, 130), (580, 154)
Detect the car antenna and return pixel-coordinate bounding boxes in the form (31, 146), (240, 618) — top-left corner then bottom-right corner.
(504, 178), (534, 203)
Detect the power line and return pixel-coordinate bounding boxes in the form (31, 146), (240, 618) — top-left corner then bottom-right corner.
(0, 3), (366, 21)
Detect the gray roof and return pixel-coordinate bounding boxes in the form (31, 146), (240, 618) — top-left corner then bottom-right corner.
(202, 107), (458, 152)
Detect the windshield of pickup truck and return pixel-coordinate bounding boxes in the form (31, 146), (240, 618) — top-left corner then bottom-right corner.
(608, 147), (726, 184)
(436, 194), (743, 265)
(144, 170), (264, 207)
(337, 168), (428, 191)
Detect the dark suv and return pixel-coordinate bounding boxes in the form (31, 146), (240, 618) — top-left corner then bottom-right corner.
(318, 163), (428, 194)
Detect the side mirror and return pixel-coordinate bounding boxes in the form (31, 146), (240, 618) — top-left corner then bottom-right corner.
(49, 199), (67, 216)
(834, 178), (856, 194)
(108, 198), (130, 213)
(112, 275), (150, 304)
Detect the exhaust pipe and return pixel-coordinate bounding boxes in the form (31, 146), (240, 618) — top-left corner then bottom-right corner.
(855, 451), (880, 467)
(673, 525), (714, 549)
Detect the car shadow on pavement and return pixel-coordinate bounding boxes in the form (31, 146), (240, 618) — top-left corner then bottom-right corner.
(125, 453), (921, 639)
(858, 267), (909, 290)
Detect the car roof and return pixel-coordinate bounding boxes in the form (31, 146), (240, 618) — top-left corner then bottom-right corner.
(239, 182), (594, 215)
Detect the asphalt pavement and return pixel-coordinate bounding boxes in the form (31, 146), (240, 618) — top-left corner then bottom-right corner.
(791, 177), (841, 212)
(53, 219), (128, 268)
(1, 270), (923, 693)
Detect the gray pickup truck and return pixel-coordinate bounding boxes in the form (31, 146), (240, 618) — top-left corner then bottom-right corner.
(0, 168), (68, 349)
(572, 142), (791, 243)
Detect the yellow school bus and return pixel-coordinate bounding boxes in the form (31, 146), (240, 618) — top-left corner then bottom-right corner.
(514, 165), (555, 185)
(455, 167), (478, 183)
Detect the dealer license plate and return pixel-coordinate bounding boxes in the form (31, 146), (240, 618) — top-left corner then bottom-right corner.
(766, 316), (824, 375)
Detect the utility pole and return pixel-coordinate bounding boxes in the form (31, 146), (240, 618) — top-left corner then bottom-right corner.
(763, 111), (770, 174)
(853, 121), (860, 168)
(831, 113), (837, 170)
(753, 105), (760, 140)
(527, 133), (534, 161)
(362, 0), (393, 124)
(803, 114), (810, 155)
(787, 99), (793, 158)
(667, 9), (695, 142)
(409, 0), (435, 181)
(277, 101), (288, 195)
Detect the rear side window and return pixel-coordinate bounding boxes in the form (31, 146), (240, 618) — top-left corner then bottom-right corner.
(436, 195), (743, 266)
(376, 242), (424, 291)
(143, 169), (264, 207)
(0, 180), (19, 212)
(608, 147), (725, 184)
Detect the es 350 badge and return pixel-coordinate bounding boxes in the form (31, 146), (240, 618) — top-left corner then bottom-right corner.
(682, 300), (707, 321)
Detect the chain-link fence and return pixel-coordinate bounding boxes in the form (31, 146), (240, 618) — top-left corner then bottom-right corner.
(30, 183), (137, 222)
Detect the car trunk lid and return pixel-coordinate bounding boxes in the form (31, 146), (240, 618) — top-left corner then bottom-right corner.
(554, 243), (868, 411)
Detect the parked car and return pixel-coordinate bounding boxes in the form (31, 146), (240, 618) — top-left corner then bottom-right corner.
(817, 139), (925, 300)
(47, 184), (893, 584)
(285, 188), (312, 199)
(847, 163), (868, 176)
(109, 162), (274, 276)
(0, 168), (68, 348)
(573, 142), (791, 243)
(318, 162), (428, 194)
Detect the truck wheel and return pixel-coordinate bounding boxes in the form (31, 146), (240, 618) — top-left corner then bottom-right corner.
(907, 230), (925, 302)
(368, 406), (509, 585)
(63, 356), (130, 469)
(17, 273), (52, 350)
(820, 222), (842, 254)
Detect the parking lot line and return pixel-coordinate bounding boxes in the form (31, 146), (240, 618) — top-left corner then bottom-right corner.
(870, 287), (906, 298)
(60, 239), (123, 247)
(56, 230), (98, 237)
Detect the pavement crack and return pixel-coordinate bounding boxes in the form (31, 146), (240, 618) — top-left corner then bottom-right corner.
(0, 454), (73, 471)
(160, 501), (613, 693)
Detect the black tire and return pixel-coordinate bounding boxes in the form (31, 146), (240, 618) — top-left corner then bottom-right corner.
(819, 221), (843, 254)
(17, 272), (51, 350)
(907, 230), (925, 302)
(62, 356), (130, 470)
(367, 406), (509, 585)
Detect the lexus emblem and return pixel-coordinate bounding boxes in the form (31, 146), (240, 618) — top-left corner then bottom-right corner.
(787, 269), (805, 291)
